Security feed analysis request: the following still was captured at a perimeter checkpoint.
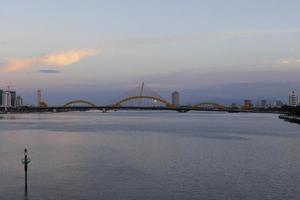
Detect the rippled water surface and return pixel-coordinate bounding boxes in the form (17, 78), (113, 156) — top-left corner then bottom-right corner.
(0, 111), (299, 200)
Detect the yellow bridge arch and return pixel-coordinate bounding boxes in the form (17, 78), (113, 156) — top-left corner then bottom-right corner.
(63, 100), (97, 107)
(192, 102), (225, 110)
(113, 95), (173, 107)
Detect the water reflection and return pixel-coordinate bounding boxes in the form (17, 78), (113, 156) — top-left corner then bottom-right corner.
(0, 115), (17, 120)
(24, 193), (29, 200)
(0, 112), (299, 200)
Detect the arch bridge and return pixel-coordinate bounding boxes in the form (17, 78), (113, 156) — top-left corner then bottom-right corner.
(112, 95), (173, 108)
(63, 100), (97, 107)
(192, 102), (225, 110)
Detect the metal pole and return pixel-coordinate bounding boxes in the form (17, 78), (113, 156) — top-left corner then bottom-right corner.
(25, 155), (27, 194)
(21, 148), (31, 195)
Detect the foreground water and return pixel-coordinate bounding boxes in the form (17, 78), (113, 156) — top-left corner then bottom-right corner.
(0, 111), (299, 200)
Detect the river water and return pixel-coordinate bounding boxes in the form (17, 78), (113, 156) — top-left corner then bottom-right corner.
(0, 111), (299, 200)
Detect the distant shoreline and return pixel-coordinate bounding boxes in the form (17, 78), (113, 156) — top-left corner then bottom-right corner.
(0, 107), (285, 115)
(279, 114), (300, 124)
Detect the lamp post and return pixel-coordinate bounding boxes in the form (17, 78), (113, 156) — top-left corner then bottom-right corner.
(21, 148), (31, 194)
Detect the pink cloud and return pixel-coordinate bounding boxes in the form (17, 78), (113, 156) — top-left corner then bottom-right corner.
(1, 49), (97, 72)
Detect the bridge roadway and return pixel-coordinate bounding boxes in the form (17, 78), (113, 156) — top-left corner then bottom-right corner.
(1, 106), (235, 113)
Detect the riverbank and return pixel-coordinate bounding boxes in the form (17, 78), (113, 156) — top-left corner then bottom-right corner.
(279, 114), (300, 124)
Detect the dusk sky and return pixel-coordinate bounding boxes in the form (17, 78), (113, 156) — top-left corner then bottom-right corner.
(1, 0), (300, 105)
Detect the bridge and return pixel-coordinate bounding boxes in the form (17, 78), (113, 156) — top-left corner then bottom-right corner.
(192, 102), (225, 110)
(63, 100), (97, 107)
(29, 83), (232, 113)
(109, 82), (174, 108)
(63, 82), (174, 109)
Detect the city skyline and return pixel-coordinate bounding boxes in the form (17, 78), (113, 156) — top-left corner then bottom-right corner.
(0, 84), (295, 108)
(1, 0), (300, 104)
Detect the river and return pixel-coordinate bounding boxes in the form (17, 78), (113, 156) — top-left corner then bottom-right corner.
(0, 111), (299, 200)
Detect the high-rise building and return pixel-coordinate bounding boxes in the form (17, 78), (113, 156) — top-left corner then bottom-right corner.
(172, 91), (180, 107)
(0, 90), (3, 106)
(243, 100), (252, 109)
(231, 103), (238, 108)
(16, 96), (23, 107)
(269, 100), (276, 108)
(10, 91), (16, 107)
(37, 89), (42, 107)
(2, 91), (12, 107)
(289, 91), (299, 107)
(36, 89), (48, 107)
(275, 100), (283, 108)
(261, 100), (267, 108)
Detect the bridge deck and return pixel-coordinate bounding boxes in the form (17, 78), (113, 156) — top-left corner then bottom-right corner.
(0, 106), (231, 113)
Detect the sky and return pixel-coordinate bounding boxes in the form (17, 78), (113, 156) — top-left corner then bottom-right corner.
(1, 0), (300, 105)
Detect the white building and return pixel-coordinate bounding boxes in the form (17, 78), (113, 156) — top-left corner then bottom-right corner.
(2, 91), (12, 107)
(37, 89), (42, 107)
(16, 96), (23, 107)
(289, 91), (299, 107)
